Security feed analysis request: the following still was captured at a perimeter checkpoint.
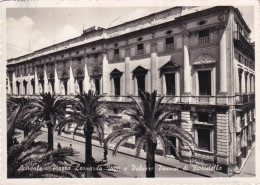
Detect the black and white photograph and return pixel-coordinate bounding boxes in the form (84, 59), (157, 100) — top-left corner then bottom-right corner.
(1, 1), (259, 184)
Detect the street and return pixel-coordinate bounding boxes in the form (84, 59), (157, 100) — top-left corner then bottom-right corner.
(36, 132), (202, 177)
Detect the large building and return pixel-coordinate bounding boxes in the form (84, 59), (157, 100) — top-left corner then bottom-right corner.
(6, 6), (255, 174)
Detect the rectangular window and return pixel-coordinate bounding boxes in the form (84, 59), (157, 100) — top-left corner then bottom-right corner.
(137, 44), (144, 55)
(114, 49), (119, 55)
(114, 49), (120, 61)
(198, 71), (211, 95)
(197, 128), (211, 151)
(165, 73), (175, 95)
(94, 79), (100, 95)
(198, 112), (209, 122)
(199, 30), (209, 44)
(165, 37), (174, 50)
(137, 75), (145, 94)
(114, 77), (120, 96)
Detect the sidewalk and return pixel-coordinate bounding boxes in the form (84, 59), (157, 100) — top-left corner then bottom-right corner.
(49, 129), (229, 178)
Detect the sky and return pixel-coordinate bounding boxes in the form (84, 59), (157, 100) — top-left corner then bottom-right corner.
(6, 6), (255, 60)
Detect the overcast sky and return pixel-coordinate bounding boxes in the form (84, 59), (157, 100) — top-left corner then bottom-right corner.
(6, 6), (254, 59)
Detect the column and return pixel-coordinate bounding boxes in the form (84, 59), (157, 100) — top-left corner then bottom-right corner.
(69, 60), (75, 95)
(34, 66), (39, 94)
(27, 74), (31, 95)
(162, 75), (166, 95)
(146, 70), (151, 93)
(134, 77), (138, 96)
(125, 47), (131, 95)
(151, 42), (157, 92)
(102, 52), (109, 95)
(175, 71), (180, 96)
(121, 73), (125, 96)
(83, 55), (90, 93)
(54, 63), (60, 94)
(247, 73), (250, 94)
(111, 78), (114, 95)
(183, 31), (191, 94)
(252, 75), (255, 93)
(235, 64), (240, 95)
(13, 71), (17, 95)
(44, 64), (48, 93)
(219, 26), (227, 94)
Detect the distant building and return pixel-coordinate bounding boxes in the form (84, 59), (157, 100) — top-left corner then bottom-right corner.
(6, 6), (255, 174)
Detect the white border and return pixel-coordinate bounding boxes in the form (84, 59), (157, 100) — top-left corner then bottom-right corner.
(0, 0), (259, 184)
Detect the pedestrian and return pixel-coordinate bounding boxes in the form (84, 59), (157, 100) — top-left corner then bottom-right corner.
(57, 143), (62, 149)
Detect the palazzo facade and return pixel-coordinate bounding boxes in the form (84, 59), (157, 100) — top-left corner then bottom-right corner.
(6, 6), (255, 174)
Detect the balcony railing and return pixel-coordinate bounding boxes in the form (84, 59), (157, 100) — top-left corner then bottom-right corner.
(235, 94), (255, 104)
(166, 44), (174, 51)
(8, 94), (255, 105)
(199, 36), (209, 44)
(137, 49), (144, 55)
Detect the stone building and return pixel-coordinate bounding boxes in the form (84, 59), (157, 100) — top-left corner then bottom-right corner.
(6, 6), (255, 174)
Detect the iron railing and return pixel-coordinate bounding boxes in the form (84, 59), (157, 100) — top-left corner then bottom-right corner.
(199, 36), (209, 44)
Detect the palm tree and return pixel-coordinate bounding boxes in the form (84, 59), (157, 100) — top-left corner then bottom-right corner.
(8, 97), (33, 137)
(25, 92), (68, 151)
(7, 97), (31, 148)
(57, 90), (108, 166)
(104, 90), (197, 177)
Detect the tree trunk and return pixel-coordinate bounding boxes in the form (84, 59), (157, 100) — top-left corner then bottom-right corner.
(47, 124), (54, 151)
(84, 129), (93, 165)
(146, 139), (157, 177)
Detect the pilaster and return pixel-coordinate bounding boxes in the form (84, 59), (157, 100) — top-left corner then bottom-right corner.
(44, 64), (48, 93)
(183, 31), (191, 95)
(102, 52), (109, 95)
(54, 62), (60, 94)
(151, 42), (157, 92)
(218, 26), (227, 94)
(125, 47), (131, 95)
(69, 59), (75, 95)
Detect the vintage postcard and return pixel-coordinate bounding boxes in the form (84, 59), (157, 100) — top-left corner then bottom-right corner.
(0, 0), (259, 184)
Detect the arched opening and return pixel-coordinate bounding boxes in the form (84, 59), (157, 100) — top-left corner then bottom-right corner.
(39, 74), (44, 93)
(31, 79), (35, 94)
(16, 81), (20, 95)
(23, 80), (28, 95)
(49, 73), (55, 93)
(61, 71), (69, 95)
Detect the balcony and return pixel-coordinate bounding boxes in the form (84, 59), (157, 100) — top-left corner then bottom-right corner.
(114, 54), (120, 61)
(137, 49), (144, 55)
(199, 36), (209, 44)
(166, 44), (174, 51)
(235, 94), (255, 104)
(8, 94), (255, 106)
(233, 31), (254, 59)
